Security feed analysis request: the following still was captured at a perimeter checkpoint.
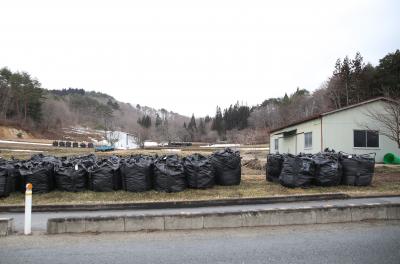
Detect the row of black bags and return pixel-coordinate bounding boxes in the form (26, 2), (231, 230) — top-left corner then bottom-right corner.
(0, 148), (241, 197)
(266, 152), (375, 188)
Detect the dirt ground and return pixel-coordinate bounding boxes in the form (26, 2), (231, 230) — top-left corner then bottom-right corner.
(0, 126), (34, 140)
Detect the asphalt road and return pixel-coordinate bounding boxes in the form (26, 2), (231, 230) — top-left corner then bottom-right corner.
(2, 196), (400, 232)
(1, 221), (399, 264)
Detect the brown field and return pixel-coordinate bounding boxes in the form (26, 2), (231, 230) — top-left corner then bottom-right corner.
(0, 163), (398, 206)
(0, 142), (398, 206)
(0, 141), (268, 160)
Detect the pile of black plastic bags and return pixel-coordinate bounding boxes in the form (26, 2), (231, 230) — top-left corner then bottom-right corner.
(266, 151), (375, 188)
(0, 148), (242, 197)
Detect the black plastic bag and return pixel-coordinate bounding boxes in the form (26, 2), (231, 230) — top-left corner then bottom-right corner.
(54, 160), (88, 192)
(120, 155), (153, 192)
(340, 153), (375, 186)
(266, 154), (284, 183)
(78, 154), (97, 168)
(0, 163), (15, 198)
(88, 156), (121, 192)
(313, 153), (342, 186)
(6, 159), (22, 193)
(153, 155), (186, 192)
(183, 154), (215, 189)
(210, 148), (241, 186)
(19, 161), (55, 193)
(279, 154), (315, 188)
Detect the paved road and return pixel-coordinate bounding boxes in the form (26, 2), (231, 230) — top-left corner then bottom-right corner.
(0, 221), (399, 264)
(1, 196), (399, 232)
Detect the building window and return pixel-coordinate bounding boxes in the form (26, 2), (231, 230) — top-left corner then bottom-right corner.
(274, 138), (279, 152)
(354, 130), (379, 148)
(304, 132), (312, 149)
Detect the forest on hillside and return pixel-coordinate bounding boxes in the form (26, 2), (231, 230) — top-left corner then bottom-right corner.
(181, 49), (400, 143)
(0, 49), (399, 144)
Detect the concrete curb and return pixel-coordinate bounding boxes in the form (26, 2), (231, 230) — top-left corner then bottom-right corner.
(0, 218), (14, 236)
(47, 203), (400, 234)
(0, 193), (349, 213)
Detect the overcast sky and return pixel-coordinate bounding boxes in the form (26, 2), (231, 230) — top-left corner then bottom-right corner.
(1, 0), (399, 117)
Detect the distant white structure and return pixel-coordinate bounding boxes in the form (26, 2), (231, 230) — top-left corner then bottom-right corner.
(200, 143), (241, 148)
(269, 97), (399, 162)
(106, 131), (139, 149)
(144, 141), (159, 147)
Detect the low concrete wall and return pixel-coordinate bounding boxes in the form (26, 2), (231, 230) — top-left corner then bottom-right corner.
(0, 193), (349, 213)
(0, 218), (14, 236)
(47, 203), (400, 234)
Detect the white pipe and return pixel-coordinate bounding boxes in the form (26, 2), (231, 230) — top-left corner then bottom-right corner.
(24, 183), (32, 235)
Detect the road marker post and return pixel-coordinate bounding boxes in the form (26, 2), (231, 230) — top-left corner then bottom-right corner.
(24, 183), (32, 235)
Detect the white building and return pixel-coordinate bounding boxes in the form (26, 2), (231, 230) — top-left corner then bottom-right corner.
(269, 97), (399, 162)
(106, 131), (139, 149)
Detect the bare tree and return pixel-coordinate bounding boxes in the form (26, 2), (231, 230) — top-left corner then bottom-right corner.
(364, 100), (400, 148)
(105, 128), (119, 147)
(135, 127), (150, 148)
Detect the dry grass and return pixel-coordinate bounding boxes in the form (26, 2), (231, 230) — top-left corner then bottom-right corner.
(0, 142), (269, 160)
(0, 146), (398, 206)
(1, 169), (398, 206)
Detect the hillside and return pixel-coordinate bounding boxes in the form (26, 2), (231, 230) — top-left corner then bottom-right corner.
(42, 88), (190, 141)
(0, 67), (190, 142)
(0, 49), (398, 144)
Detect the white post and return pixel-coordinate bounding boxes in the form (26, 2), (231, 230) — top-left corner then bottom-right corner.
(24, 183), (32, 235)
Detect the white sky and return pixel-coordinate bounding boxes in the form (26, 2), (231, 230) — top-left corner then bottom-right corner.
(1, 0), (399, 117)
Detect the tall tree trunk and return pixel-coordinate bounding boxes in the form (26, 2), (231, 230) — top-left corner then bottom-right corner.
(24, 101), (27, 123)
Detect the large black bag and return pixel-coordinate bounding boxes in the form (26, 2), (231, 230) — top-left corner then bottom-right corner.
(153, 155), (186, 192)
(279, 154), (315, 188)
(88, 156), (121, 192)
(19, 161), (55, 193)
(0, 165), (9, 197)
(266, 154), (284, 183)
(183, 154), (215, 189)
(80, 154), (97, 166)
(0, 163), (14, 198)
(210, 148), (241, 186)
(6, 160), (22, 193)
(313, 153), (342, 186)
(340, 153), (375, 186)
(55, 160), (88, 192)
(0, 158), (22, 196)
(120, 155), (153, 192)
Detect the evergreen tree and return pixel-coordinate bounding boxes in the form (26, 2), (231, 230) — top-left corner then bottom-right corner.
(155, 113), (162, 127)
(211, 106), (224, 135)
(137, 115), (152, 128)
(376, 49), (400, 98)
(188, 114), (197, 131)
(198, 118), (206, 135)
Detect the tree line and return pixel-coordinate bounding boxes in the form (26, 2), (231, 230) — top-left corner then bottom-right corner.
(248, 49), (400, 135)
(327, 50), (399, 108)
(0, 49), (398, 144)
(0, 68), (44, 126)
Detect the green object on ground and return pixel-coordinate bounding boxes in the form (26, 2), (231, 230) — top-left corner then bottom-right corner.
(383, 153), (400, 164)
(95, 145), (115, 152)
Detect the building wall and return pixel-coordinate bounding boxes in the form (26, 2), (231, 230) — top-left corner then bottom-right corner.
(322, 100), (400, 162)
(270, 118), (322, 155)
